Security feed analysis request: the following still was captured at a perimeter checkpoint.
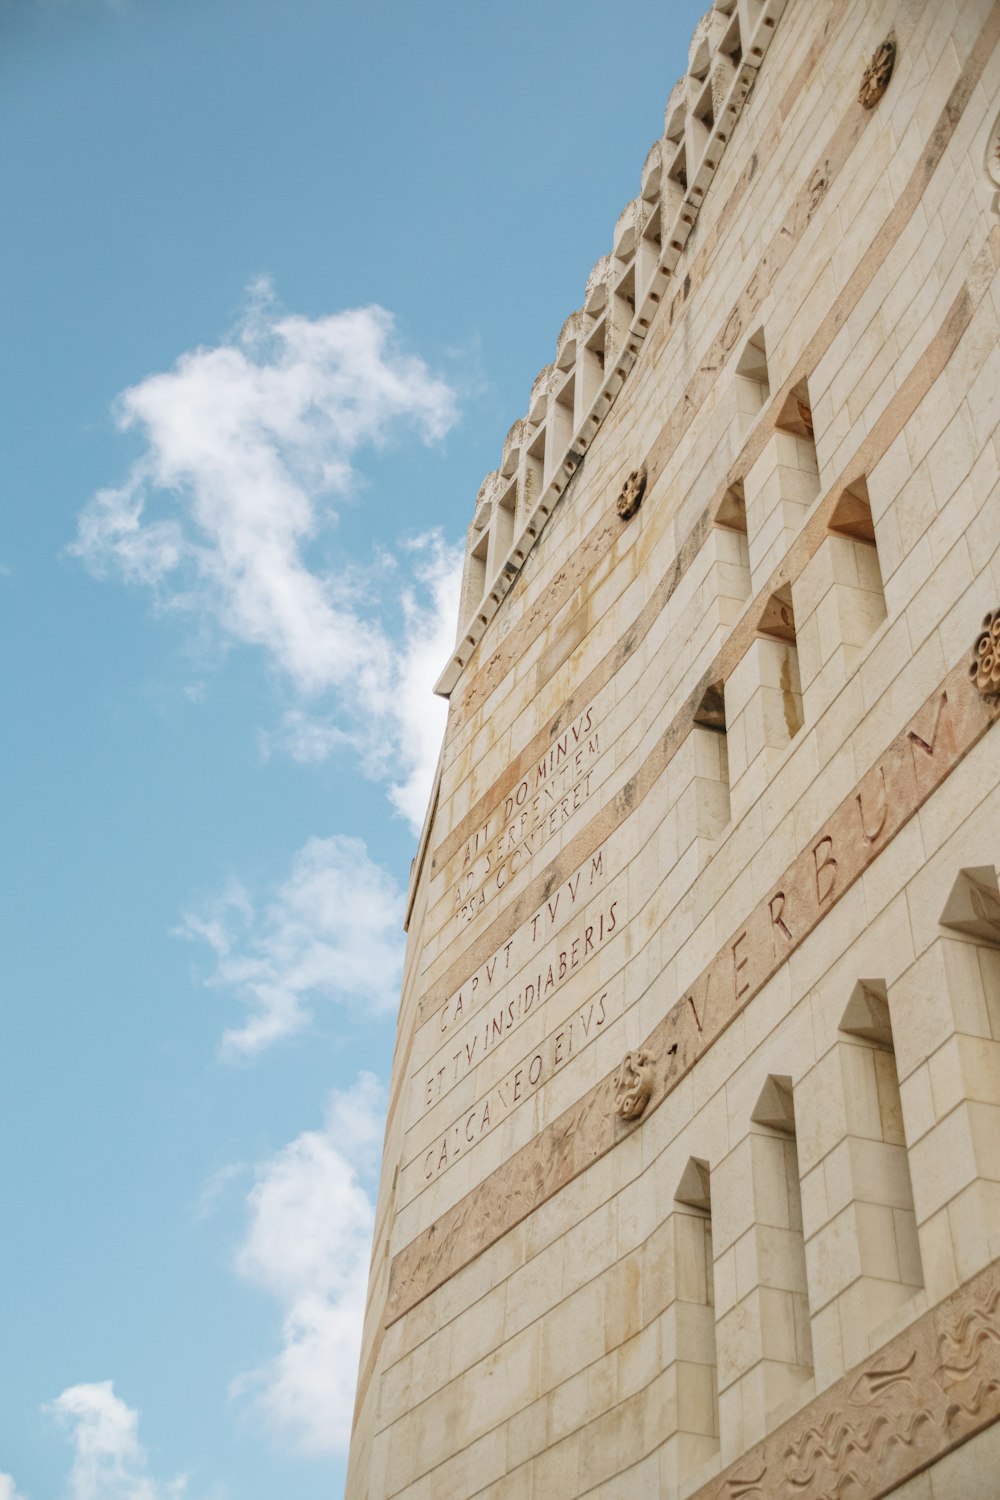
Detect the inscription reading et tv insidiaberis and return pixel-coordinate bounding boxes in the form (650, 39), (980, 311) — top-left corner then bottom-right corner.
(423, 856), (618, 1112)
(451, 706), (600, 926)
(420, 986), (613, 1186)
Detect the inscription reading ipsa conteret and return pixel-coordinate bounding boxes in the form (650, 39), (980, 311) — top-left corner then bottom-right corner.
(452, 707), (600, 925)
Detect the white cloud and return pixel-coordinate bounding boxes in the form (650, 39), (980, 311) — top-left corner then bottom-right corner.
(47, 1383), (187, 1500)
(177, 835), (405, 1058)
(384, 534), (461, 828)
(72, 280), (461, 832)
(232, 1073), (383, 1454)
(0, 1474), (28, 1500)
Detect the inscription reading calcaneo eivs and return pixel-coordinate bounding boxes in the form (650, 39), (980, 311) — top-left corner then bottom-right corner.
(420, 984), (614, 1186)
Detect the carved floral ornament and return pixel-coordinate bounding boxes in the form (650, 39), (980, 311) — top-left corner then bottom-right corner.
(612, 1049), (655, 1120)
(858, 35), (896, 109)
(616, 465), (647, 521)
(969, 608), (1000, 700)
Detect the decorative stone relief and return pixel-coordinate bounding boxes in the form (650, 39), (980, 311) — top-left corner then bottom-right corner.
(724, 1460), (766, 1499)
(969, 608), (1000, 699)
(685, 1261), (1000, 1500)
(858, 36), (896, 109)
(612, 1049), (655, 1119)
(616, 466), (648, 521)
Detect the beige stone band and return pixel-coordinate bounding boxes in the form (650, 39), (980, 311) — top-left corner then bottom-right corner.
(390, 661), (1000, 1323)
(690, 1254), (1000, 1500)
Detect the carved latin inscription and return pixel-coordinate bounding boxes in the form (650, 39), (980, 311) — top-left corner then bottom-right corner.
(419, 986), (613, 1187)
(612, 1049), (655, 1119)
(450, 706), (602, 928)
(969, 608), (1000, 699)
(616, 466), (647, 521)
(858, 35), (896, 109)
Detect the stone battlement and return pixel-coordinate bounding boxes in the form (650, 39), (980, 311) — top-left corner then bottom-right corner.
(438, 0), (787, 697)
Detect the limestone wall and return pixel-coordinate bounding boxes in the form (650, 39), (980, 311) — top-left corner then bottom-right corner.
(346, 2), (1000, 1496)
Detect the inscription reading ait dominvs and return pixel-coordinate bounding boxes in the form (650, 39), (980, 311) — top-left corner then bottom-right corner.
(452, 707), (599, 925)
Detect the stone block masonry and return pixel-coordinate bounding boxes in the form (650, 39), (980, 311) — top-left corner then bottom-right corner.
(346, 3), (1000, 1497)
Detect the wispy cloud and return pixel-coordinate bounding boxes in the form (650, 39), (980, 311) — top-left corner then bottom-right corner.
(47, 1383), (189, 1500)
(231, 1073), (383, 1454)
(194, 1160), (249, 1221)
(177, 834), (405, 1058)
(0, 1474), (28, 1500)
(72, 280), (461, 832)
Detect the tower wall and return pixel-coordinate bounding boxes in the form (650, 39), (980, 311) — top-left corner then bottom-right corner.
(347, 3), (1000, 1495)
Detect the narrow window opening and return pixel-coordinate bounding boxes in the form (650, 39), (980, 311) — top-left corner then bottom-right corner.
(521, 429), (545, 516)
(608, 264), (635, 361)
(757, 587), (803, 743)
(636, 218), (662, 305)
(824, 476), (888, 653)
(487, 479), (517, 581)
(775, 378), (814, 440)
(773, 376), (821, 512)
(694, 77), (715, 132)
(828, 477), (876, 541)
(459, 525), (489, 631)
(735, 328), (769, 433)
(940, 865), (1000, 944)
(758, 584), (796, 642)
(545, 378), (574, 486)
(577, 323), (605, 423)
(691, 680), (731, 837)
(667, 139), (688, 194)
(713, 480), (747, 534)
(838, 980), (926, 1308)
(671, 1158), (720, 1479)
(749, 1075), (815, 1410)
(720, 9), (743, 68)
(711, 482), (751, 619)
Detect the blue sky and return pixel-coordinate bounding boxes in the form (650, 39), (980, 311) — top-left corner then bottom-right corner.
(0, 1), (706, 1495)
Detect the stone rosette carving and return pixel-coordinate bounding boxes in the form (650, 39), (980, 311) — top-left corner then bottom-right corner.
(858, 36), (896, 109)
(612, 1049), (655, 1119)
(616, 466), (647, 521)
(969, 608), (1000, 699)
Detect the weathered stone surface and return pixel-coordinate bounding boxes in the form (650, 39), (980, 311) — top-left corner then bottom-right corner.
(346, 5), (1000, 1497)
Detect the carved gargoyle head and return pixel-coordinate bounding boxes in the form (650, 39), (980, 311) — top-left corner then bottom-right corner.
(612, 1049), (656, 1120)
(858, 36), (896, 109)
(970, 608), (1000, 700)
(616, 466), (648, 521)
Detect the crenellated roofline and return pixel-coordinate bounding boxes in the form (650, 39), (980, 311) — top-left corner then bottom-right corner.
(435, 0), (787, 699)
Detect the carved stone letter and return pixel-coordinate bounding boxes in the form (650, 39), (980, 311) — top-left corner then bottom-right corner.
(612, 1049), (655, 1119)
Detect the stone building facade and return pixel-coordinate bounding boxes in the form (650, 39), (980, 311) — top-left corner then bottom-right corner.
(346, 2), (1000, 1495)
